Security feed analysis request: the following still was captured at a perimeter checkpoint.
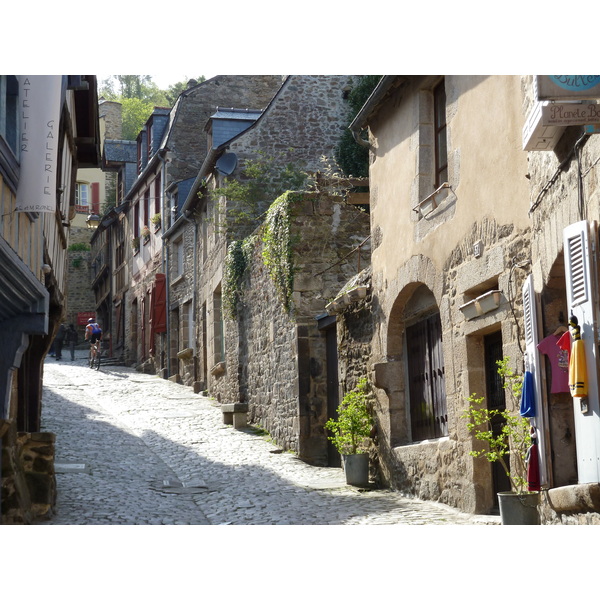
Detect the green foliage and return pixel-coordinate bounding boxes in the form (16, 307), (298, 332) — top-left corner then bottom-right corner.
(261, 192), (299, 313)
(121, 97), (155, 140)
(325, 377), (373, 455)
(99, 75), (168, 105)
(335, 75), (382, 178)
(68, 242), (90, 251)
(164, 76), (205, 106)
(463, 357), (531, 494)
(222, 236), (256, 320)
(208, 152), (309, 236)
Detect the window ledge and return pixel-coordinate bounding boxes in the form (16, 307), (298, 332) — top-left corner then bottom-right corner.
(547, 483), (600, 514)
(413, 182), (451, 217)
(394, 436), (450, 449)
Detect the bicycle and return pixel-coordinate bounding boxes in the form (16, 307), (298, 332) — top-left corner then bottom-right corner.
(89, 340), (101, 370)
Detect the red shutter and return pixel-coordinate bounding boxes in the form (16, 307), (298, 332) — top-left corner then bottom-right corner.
(91, 182), (100, 214)
(153, 273), (167, 333)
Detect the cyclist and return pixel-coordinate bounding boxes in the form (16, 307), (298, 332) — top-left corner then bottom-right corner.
(85, 318), (102, 367)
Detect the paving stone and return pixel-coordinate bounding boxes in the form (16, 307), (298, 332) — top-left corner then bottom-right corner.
(39, 353), (500, 526)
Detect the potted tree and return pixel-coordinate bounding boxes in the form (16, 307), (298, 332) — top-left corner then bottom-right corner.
(325, 377), (373, 486)
(463, 357), (540, 525)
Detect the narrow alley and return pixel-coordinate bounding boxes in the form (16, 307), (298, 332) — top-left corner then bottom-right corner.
(40, 351), (499, 526)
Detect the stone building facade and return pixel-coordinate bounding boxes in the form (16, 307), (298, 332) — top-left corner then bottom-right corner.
(1, 75), (99, 523)
(124, 76), (283, 376)
(165, 75), (357, 393)
(218, 192), (370, 464)
(332, 74), (600, 524)
(521, 76), (600, 524)
(342, 75), (534, 514)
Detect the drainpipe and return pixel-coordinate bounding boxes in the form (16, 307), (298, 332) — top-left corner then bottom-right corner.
(158, 150), (170, 377)
(182, 208), (198, 384)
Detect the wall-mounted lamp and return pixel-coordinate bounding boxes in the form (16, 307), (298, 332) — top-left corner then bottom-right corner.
(41, 264), (52, 274)
(86, 214), (101, 229)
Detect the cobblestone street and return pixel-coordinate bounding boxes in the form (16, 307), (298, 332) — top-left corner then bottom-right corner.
(39, 351), (499, 526)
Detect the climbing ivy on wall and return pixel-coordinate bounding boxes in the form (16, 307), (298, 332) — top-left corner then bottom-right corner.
(223, 236), (256, 320)
(222, 191), (301, 319)
(261, 191), (300, 313)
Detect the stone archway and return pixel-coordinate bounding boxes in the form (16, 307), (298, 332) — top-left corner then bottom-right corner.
(373, 255), (444, 446)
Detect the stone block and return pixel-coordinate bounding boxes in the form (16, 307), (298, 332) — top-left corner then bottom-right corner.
(221, 403), (249, 428)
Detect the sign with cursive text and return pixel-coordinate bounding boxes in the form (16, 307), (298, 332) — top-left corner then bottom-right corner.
(16, 76), (63, 213)
(541, 102), (600, 126)
(537, 76), (600, 101)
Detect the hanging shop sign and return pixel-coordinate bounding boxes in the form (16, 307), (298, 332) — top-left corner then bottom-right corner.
(541, 102), (600, 126)
(16, 75), (63, 213)
(536, 76), (600, 101)
(77, 311), (96, 325)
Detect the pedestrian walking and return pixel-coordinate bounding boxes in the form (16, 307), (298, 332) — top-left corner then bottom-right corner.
(65, 324), (78, 361)
(54, 323), (66, 360)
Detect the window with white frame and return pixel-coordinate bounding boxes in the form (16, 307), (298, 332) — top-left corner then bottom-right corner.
(75, 182), (90, 210)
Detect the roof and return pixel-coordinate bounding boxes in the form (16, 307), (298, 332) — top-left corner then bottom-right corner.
(208, 108), (264, 149)
(103, 139), (137, 163)
(349, 76), (406, 132)
(210, 107), (264, 122)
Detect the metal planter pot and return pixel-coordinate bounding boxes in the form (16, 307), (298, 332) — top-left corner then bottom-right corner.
(343, 453), (369, 486)
(497, 492), (541, 525)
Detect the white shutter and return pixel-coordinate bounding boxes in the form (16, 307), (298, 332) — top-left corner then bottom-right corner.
(563, 220), (600, 484)
(522, 274), (550, 487)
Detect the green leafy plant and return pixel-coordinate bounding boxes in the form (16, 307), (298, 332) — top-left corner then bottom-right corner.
(68, 242), (90, 252)
(223, 236), (256, 319)
(261, 191), (302, 313)
(141, 225), (151, 239)
(463, 357), (531, 494)
(150, 213), (161, 227)
(325, 377), (373, 455)
(204, 152), (309, 237)
(132, 236), (140, 251)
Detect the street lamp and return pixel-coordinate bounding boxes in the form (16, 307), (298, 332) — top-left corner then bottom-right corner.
(86, 214), (101, 229)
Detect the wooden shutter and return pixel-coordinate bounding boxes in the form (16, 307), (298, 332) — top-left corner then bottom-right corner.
(407, 312), (447, 441)
(563, 220), (600, 483)
(522, 273), (550, 487)
(91, 182), (100, 214)
(153, 273), (167, 333)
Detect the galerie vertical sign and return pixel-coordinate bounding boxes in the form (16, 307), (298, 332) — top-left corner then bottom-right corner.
(16, 75), (62, 213)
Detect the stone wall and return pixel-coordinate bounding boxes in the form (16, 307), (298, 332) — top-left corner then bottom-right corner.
(1, 419), (56, 524)
(167, 76), (284, 184)
(65, 229), (96, 342)
(217, 193), (370, 464)
(227, 75), (356, 176)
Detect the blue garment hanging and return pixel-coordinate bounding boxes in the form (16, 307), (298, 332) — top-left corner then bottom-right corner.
(520, 370), (536, 417)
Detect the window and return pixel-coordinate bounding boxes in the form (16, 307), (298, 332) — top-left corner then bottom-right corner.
(133, 201), (140, 238)
(173, 237), (184, 278)
(433, 80), (448, 187)
(75, 182), (89, 211)
(144, 189), (150, 225)
(0, 75), (18, 155)
(406, 311), (447, 441)
(154, 173), (161, 216)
